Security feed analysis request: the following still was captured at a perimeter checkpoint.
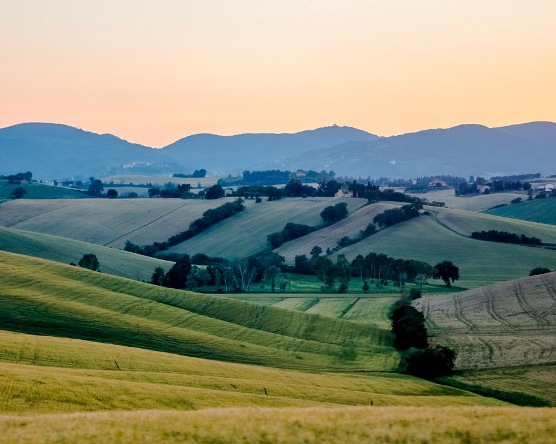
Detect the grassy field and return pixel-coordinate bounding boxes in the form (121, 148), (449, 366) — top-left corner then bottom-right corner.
(326, 214), (556, 288)
(0, 226), (172, 281)
(0, 250), (399, 372)
(273, 201), (400, 263)
(414, 272), (556, 370)
(5, 406), (555, 443)
(410, 189), (523, 212)
(0, 197), (239, 248)
(485, 197), (556, 226)
(102, 174), (222, 188)
(168, 197), (366, 259)
(0, 180), (86, 199)
(440, 364), (556, 407)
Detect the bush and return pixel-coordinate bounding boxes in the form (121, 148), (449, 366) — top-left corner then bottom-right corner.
(529, 267), (551, 276)
(403, 346), (456, 379)
(320, 202), (348, 224)
(78, 253), (100, 271)
(391, 304), (428, 350)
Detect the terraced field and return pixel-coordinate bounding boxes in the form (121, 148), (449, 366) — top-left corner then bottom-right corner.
(414, 272), (556, 370)
(0, 251), (398, 372)
(329, 215), (556, 287)
(274, 201), (400, 263)
(168, 197), (366, 259)
(485, 197), (556, 226)
(0, 227), (172, 281)
(0, 198), (240, 248)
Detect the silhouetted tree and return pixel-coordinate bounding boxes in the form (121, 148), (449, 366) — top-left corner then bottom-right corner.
(106, 188), (118, 198)
(433, 261), (459, 287)
(78, 253), (100, 271)
(10, 187), (27, 199)
(529, 267), (551, 276)
(205, 184), (225, 199)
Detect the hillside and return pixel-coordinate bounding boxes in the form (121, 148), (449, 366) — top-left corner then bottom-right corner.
(168, 197), (366, 259)
(0, 123), (181, 180)
(485, 198), (556, 226)
(0, 250), (398, 372)
(0, 180), (86, 199)
(414, 272), (556, 370)
(326, 214), (556, 288)
(272, 123), (556, 178)
(161, 125), (380, 174)
(0, 198), (240, 248)
(0, 226), (172, 281)
(411, 189), (521, 212)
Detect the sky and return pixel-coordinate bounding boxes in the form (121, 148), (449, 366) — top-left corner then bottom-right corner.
(1, 0), (555, 147)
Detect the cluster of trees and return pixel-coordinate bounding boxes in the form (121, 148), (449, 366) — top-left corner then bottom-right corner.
(148, 183), (193, 198)
(529, 267), (552, 276)
(2, 171), (33, 184)
(173, 169), (207, 178)
(390, 301), (456, 379)
(456, 176), (533, 196)
(320, 202), (348, 224)
(267, 223), (314, 248)
(220, 169), (336, 187)
(471, 230), (542, 246)
(10, 187), (27, 199)
(124, 199), (245, 257)
(373, 203), (422, 228)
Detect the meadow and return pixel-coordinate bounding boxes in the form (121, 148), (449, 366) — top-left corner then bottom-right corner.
(485, 197), (556, 226)
(0, 180), (85, 199)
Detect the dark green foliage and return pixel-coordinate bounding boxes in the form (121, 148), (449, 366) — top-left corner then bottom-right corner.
(390, 304), (428, 350)
(294, 255), (313, 274)
(313, 256), (336, 292)
(87, 178), (104, 197)
(10, 187), (27, 199)
(205, 184), (225, 199)
(529, 267), (551, 276)
(148, 187), (160, 197)
(106, 188), (118, 199)
(283, 179), (316, 197)
(4, 171), (32, 184)
(163, 256), (192, 289)
(408, 288), (422, 300)
(373, 203), (422, 229)
(433, 261), (460, 287)
(173, 169), (206, 178)
(471, 230), (542, 245)
(320, 202), (348, 224)
(78, 253), (100, 272)
(267, 223), (314, 248)
(404, 346), (455, 379)
(150, 267), (166, 286)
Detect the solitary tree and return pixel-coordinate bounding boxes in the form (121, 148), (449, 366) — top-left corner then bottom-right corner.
(106, 188), (118, 199)
(433, 261), (459, 286)
(78, 253), (100, 271)
(529, 267), (551, 276)
(10, 187), (27, 199)
(87, 178), (104, 197)
(205, 184), (225, 199)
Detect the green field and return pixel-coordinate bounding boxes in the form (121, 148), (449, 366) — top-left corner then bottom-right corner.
(0, 197), (238, 248)
(324, 214), (556, 288)
(0, 180), (86, 199)
(414, 272), (556, 370)
(0, 226), (172, 281)
(485, 197), (556, 226)
(168, 197), (366, 259)
(102, 174), (222, 188)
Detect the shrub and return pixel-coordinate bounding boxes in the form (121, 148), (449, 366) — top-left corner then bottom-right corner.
(403, 346), (456, 379)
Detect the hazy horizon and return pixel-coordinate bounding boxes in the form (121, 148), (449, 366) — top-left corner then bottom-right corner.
(1, 1), (555, 147)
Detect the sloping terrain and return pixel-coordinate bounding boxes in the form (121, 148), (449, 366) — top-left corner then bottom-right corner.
(0, 226), (172, 281)
(168, 198), (366, 259)
(411, 189), (522, 212)
(414, 272), (556, 370)
(274, 201), (400, 263)
(0, 251), (397, 372)
(486, 198), (556, 226)
(329, 215), (556, 287)
(0, 198), (239, 248)
(0, 180), (86, 199)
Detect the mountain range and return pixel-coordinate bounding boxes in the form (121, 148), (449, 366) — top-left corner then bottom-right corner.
(1, 121), (555, 180)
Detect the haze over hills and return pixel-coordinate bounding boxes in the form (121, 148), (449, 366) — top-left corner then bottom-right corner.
(1, 121), (555, 180)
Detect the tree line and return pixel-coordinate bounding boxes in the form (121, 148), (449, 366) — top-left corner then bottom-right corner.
(471, 230), (542, 246)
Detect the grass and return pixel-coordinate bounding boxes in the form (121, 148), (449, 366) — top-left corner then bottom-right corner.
(2, 406), (555, 443)
(101, 174), (222, 188)
(439, 364), (556, 407)
(414, 272), (556, 370)
(485, 198), (556, 226)
(168, 197), (367, 258)
(0, 180), (86, 199)
(0, 250), (399, 372)
(0, 197), (238, 248)
(328, 214), (556, 288)
(0, 226), (173, 281)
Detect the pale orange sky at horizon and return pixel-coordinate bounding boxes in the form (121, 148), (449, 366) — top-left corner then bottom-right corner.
(1, 0), (555, 147)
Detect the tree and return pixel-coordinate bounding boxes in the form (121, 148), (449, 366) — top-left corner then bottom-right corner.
(150, 267), (166, 285)
(78, 253), (100, 271)
(403, 346), (456, 379)
(265, 265), (281, 293)
(148, 187), (160, 198)
(529, 267), (551, 276)
(320, 202), (348, 224)
(106, 188), (118, 199)
(87, 178), (104, 197)
(205, 184), (225, 199)
(391, 304), (428, 350)
(163, 256), (192, 289)
(433, 261), (459, 287)
(10, 187), (27, 199)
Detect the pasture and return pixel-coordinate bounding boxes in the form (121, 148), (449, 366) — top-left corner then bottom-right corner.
(0, 180), (85, 199)
(325, 215), (556, 288)
(414, 272), (556, 370)
(168, 197), (366, 258)
(0, 226), (172, 281)
(0, 197), (239, 248)
(485, 197), (556, 226)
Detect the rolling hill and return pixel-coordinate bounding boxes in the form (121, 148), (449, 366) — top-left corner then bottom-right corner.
(272, 122), (556, 178)
(414, 272), (556, 370)
(485, 198), (556, 226)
